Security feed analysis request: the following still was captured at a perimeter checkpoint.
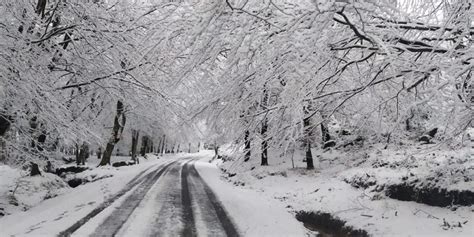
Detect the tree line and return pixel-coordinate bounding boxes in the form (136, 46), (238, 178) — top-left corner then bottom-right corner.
(0, 0), (472, 171)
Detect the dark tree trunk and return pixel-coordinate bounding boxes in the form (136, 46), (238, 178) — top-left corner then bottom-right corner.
(260, 86), (269, 166)
(140, 136), (148, 156)
(45, 161), (53, 173)
(52, 137), (59, 151)
(177, 144), (180, 153)
(197, 142), (200, 152)
(97, 147), (102, 159)
(244, 130), (251, 162)
(321, 123), (331, 143)
(99, 100), (126, 166)
(405, 109), (415, 131)
(131, 129), (139, 164)
(101, 143), (114, 166)
(157, 138), (162, 154)
(75, 143), (80, 165)
(0, 113), (10, 162)
(37, 131), (47, 152)
(78, 142), (89, 165)
(35, 0), (47, 18)
(303, 106), (314, 169)
(28, 116), (48, 153)
(261, 120), (268, 166)
(29, 116), (38, 149)
(214, 145), (219, 158)
(30, 162), (41, 176)
(305, 142), (314, 169)
(188, 143), (191, 153)
(0, 113), (11, 136)
(146, 139), (153, 153)
(321, 119), (336, 149)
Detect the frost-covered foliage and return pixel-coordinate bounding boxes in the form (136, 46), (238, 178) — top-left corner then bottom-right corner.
(186, 0), (473, 153)
(0, 0), (204, 166)
(0, 0), (472, 166)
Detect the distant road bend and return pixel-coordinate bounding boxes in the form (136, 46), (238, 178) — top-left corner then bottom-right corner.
(58, 159), (239, 237)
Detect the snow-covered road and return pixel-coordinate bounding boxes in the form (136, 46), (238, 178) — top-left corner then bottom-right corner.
(0, 153), (306, 237)
(58, 159), (238, 236)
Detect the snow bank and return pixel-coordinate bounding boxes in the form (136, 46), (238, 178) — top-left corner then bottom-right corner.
(0, 165), (69, 217)
(195, 155), (308, 237)
(218, 143), (474, 236)
(0, 157), (169, 236)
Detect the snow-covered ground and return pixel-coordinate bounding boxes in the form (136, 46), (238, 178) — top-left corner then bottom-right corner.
(195, 157), (307, 236)
(0, 151), (307, 236)
(1, 145), (471, 236)
(0, 154), (168, 235)
(218, 143), (474, 236)
(0, 155), (155, 217)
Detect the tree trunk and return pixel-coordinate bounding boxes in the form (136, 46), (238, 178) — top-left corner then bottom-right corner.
(29, 116), (38, 149)
(188, 143), (191, 153)
(0, 138), (6, 162)
(101, 143), (114, 166)
(46, 161), (53, 173)
(214, 145), (219, 158)
(244, 130), (251, 162)
(0, 113), (11, 136)
(30, 162), (41, 176)
(197, 141), (200, 152)
(97, 147), (102, 159)
(261, 119), (268, 166)
(0, 113), (10, 162)
(131, 129), (139, 163)
(157, 138), (162, 154)
(260, 85), (269, 166)
(161, 135), (166, 154)
(140, 136), (148, 156)
(35, 0), (47, 18)
(303, 106), (314, 169)
(177, 144), (180, 153)
(305, 142), (314, 169)
(75, 143), (80, 165)
(78, 142), (89, 165)
(37, 131), (47, 152)
(321, 123), (330, 143)
(98, 100), (126, 166)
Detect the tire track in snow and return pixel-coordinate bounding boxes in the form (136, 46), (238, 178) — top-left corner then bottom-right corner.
(57, 160), (174, 237)
(88, 161), (177, 236)
(59, 158), (239, 237)
(181, 160), (197, 237)
(187, 161), (239, 237)
(187, 164), (226, 237)
(149, 159), (195, 237)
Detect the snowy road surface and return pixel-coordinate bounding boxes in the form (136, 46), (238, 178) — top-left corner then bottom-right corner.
(0, 154), (306, 236)
(62, 159), (238, 236)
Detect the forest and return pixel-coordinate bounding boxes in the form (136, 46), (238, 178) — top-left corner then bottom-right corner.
(0, 0), (472, 236)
